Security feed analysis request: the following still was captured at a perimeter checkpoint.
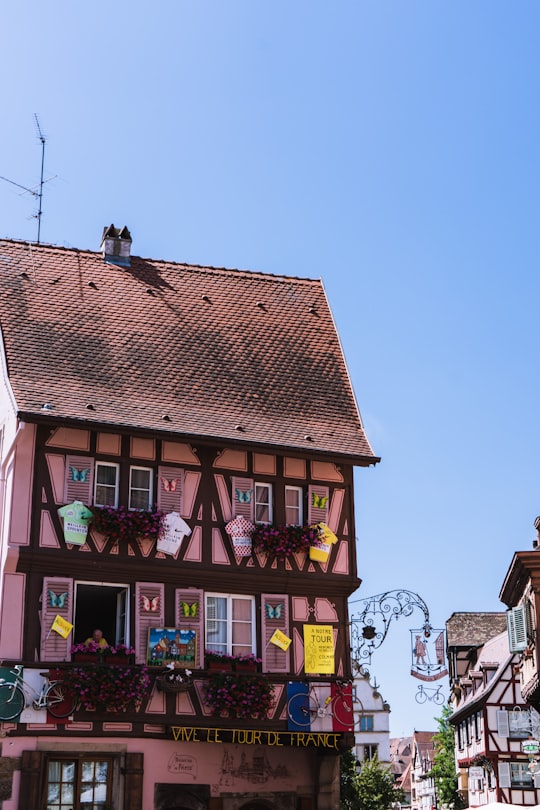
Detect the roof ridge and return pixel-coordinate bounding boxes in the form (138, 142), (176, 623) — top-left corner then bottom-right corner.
(0, 237), (319, 284)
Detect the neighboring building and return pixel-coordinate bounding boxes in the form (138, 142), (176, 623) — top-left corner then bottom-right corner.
(500, 523), (540, 713)
(409, 732), (435, 810)
(446, 611), (507, 689)
(447, 622), (540, 807)
(390, 735), (412, 807)
(0, 232), (379, 809)
(352, 668), (391, 768)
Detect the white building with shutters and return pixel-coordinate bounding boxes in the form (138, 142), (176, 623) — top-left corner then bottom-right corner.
(449, 630), (540, 807)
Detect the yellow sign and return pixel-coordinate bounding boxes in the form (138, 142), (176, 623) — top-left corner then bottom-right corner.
(51, 615), (73, 639)
(270, 629), (292, 651)
(303, 624), (335, 674)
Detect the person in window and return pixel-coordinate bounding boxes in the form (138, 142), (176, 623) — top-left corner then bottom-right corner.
(85, 629), (109, 648)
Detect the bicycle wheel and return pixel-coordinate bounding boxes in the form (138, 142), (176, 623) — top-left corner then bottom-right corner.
(287, 692), (312, 728)
(433, 690), (445, 706)
(46, 682), (77, 718)
(332, 693), (354, 728)
(415, 689), (427, 704)
(0, 683), (25, 720)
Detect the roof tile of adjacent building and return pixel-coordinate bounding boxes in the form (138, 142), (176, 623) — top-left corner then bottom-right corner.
(0, 238), (379, 463)
(446, 612), (507, 647)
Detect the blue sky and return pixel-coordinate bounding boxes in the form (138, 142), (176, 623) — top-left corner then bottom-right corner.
(2, 1), (540, 735)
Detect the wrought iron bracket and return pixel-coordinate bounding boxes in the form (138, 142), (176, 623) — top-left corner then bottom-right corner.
(349, 589), (432, 671)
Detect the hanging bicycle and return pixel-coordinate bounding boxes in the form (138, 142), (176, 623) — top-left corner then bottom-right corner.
(0, 665), (77, 720)
(287, 682), (353, 728)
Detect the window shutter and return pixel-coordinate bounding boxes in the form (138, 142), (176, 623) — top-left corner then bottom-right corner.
(157, 466), (184, 514)
(174, 588), (204, 669)
(497, 709), (510, 738)
(40, 577), (73, 662)
(308, 485), (330, 524)
(261, 593), (290, 673)
(64, 455), (94, 504)
(497, 761), (511, 789)
(135, 582), (165, 664)
(533, 771), (540, 789)
(507, 605), (528, 652)
(232, 477), (254, 521)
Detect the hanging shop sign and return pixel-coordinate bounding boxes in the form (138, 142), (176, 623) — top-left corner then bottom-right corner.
(410, 627), (448, 681)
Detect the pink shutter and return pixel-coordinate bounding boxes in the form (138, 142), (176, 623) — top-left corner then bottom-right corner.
(232, 476), (254, 521)
(135, 582), (165, 664)
(157, 466), (184, 514)
(175, 588), (204, 669)
(64, 455), (95, 504)
(40, 577), (73, 662)
(308, 485), (330, 524)
(261, 593), (290, 674)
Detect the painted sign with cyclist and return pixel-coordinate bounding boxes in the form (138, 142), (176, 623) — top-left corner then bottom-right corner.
(410, 627), (448, 681)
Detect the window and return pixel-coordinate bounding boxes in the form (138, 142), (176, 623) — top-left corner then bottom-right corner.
(359, 715), (374, 732)
(46, 756), (112, 809)
(205, 594), (255, 657)
(73, 582), (130, 650)
(255, 483), (272, 523)
(363, 744), (378, 761)
(129, 466), (153, 510)
(94, 462), (119, 507)
(510, 761), (533, 787)
(285, 486), (303, 525)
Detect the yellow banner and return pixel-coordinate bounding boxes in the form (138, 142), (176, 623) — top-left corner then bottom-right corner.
(51, 614), (73, 639)
(270, 629), (292, 651)
(303, 624), (335, 674)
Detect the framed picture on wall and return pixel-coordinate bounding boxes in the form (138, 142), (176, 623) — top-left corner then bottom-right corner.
(147, 627), (198, 667)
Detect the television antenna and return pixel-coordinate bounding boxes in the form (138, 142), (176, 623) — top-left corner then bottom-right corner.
(0, 114), (56, 244)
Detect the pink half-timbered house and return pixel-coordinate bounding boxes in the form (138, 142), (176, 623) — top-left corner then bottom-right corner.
(449, 629), (540, 807)
(0, 230), (379, 810)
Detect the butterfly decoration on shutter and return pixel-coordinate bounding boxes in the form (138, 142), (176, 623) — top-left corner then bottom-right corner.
(235, 488), (253, 504)
(265, 602), (284, 620)
(141, 595), (160, 613)
(70, 467), (91, 483)
(48, 590), (69, 609)
(312, 493), (328, 509)
(180, 601), (198, 618)
(161, 477), (179, 493)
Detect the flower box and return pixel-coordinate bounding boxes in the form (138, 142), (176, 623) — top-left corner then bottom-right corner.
(204, 671), (274, 719)
(234, 661), (258, 673)
(73, 652), (100, 663)
(90, 505), (165, 543)
(208, 660), (233, 672)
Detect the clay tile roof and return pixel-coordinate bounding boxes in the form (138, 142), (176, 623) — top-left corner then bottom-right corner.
(0, 239), (379, 464)
(446, 612), (507, 647)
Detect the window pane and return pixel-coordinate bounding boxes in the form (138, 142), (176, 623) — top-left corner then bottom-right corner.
(95, 464), (118, 506)
(96, 466), (116, 485)
(285, 487), (302, 525)
(206, 596), (227, 652)
(129, 468), (152, 510)
(255, 484), (271, 523)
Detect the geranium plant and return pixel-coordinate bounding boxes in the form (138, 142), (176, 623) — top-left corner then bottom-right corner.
(204, 672), (274, 719)
(234, 653), (262, 665)
(90, 505), (165, 542)
(205, 649), (236, 664)
(61, 664), (151, 712)
(251, 524), (320, 559)
(70, 642), (135, 656)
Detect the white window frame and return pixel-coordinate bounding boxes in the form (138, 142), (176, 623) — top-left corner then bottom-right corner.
(510, 761), (533, 787)
(254, 483), (273, 524)
(129, 466), (153, 510)
(359, 715), (374, 732)
(204, 593), (256, 657)
(94, 462), (119, 507)
(285, 485), (303, 525)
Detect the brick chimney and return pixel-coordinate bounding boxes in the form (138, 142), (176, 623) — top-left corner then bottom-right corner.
(100, 224), (132, 266)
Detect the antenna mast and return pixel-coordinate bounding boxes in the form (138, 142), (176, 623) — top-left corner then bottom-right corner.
(34, 114), (46, 244)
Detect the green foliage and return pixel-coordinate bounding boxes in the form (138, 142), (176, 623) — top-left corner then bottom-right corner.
(340, 748), (361, 810)
(345, 754), (405, 810)
(431, 704), (465, 810)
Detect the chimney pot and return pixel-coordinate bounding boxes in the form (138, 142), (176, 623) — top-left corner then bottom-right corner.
(100, 224), (132, 266)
